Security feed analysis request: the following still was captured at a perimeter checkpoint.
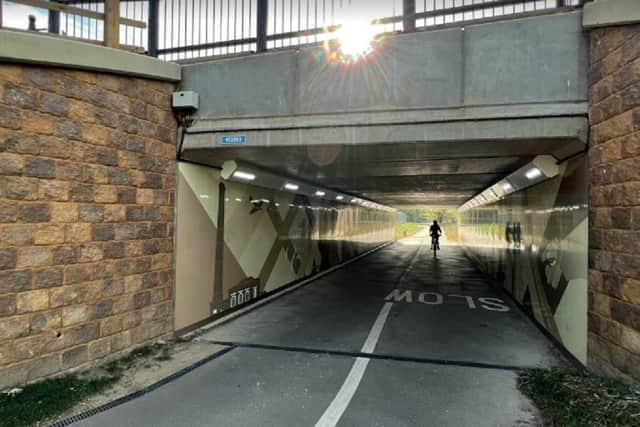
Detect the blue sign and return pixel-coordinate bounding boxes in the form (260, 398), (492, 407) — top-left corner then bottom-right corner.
(220, 135), (247, 145)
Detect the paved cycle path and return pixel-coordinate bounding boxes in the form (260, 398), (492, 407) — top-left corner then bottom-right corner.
(74, 229), (562, 427)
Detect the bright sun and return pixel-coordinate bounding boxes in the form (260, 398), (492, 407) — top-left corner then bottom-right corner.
(334, 20), (378, 60)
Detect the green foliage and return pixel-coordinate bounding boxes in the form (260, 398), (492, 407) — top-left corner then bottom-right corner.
(395, 222), (421, 239)
(0, 375), (118, 427)
(401, 208), (458, 224)
(0, 343), (170, 427)
(518, 368), (640, 427)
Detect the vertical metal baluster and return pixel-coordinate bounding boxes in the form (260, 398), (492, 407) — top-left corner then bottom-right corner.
(272, 0), (276, 47)
(126, 0), (129, 46)
(214, 0), (218, 55)
(226, 0), (230, 54)
(162, 0), (166, 53)
(184, 0), (188, 57)
(280, 0), (284, 47)
(241, 0), (244, 50)
(305, 0), (308, 43)
(171, 0), (174, 59)
(234, 0), (237, 52)
(96, 1), (100, 40)
(314, 0), (317, 42)
(72, 1), (76, 38)
(177, 0), (181, 58)
(138, 1), (141, 48)
(198, 0), (202, 56)
(204, 0), (208, 54)
(212, 0), (216, 55)
(136, 1), (140, 48)
(179, 0), (183, 57)
(289, 0), (293, 46)
(132, 0), (136, 48)
(297, 0), (301, 45)
(143, 1), (146, 48)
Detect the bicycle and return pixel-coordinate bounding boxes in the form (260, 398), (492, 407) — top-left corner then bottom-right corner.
(431, 234), (440, 257)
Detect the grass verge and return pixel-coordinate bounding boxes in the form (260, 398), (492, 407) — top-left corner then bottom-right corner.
(0, 343), (171, 427)
(518, 368), (640, 427)
(395, 222), (421, 240)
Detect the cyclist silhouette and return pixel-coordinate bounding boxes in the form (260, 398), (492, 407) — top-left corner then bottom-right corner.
(429, 220), (442, 251)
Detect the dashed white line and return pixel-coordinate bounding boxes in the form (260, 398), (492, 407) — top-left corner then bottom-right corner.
(314, 302), (393, 427)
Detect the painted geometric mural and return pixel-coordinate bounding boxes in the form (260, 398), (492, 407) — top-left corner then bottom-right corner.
(459, 156), (588, 364)
(175, 162), (395, 330)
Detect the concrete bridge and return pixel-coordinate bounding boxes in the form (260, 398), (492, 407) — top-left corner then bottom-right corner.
(179, 10), (588, 206)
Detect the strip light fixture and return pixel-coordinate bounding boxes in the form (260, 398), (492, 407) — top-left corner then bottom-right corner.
(458, 155), (560, 213)
(221, 160), (395, 212)
(232, 171), (256, 181)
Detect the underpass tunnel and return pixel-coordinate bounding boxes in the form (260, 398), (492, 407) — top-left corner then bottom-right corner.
(174, 127), (589, 367)
(168, 12), (591, 416)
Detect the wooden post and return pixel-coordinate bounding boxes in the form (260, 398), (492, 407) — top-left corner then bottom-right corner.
(104, 0), (120, 48)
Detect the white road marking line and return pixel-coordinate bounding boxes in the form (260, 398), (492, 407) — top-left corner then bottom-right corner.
(314, 302), (393, 427)
(361, 302), (393, 354)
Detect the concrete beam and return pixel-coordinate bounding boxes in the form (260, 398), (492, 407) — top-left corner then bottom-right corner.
(0, 29), (181, 82)
(184, 116), (588, 159)
(181, 11), (588, 123)
(583, 0), (640, 29)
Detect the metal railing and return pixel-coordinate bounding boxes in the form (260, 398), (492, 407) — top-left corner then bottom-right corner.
(0, 0), (148, 51)
(157, 0), (586, 61)
(0, 0), (586, 59)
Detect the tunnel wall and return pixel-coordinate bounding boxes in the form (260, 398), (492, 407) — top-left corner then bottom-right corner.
(175, 162), (395, 330)
(0, 63), (177, 390)
(459, 156), (588, 364)
(587, 22), (640, 381)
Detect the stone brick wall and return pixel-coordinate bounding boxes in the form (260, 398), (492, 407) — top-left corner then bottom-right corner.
(589, 24), (640, 381)
(0, 64), (177, 389)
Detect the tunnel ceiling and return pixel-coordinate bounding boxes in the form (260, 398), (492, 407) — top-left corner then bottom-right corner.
(180, 141), (539, 208)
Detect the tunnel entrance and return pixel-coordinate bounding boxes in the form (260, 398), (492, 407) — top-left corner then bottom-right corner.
(172, 9), (589, 396)
(174, 135), (588, 367)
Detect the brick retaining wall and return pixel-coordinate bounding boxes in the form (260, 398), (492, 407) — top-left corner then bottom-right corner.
(588, 24), (640, 381)
(0, 64), (176, 389)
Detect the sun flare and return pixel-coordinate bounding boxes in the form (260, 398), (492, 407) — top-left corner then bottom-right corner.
(325, 20), (379, 63)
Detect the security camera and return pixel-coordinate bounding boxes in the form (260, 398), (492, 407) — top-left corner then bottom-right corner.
(172, 91), (199, 127)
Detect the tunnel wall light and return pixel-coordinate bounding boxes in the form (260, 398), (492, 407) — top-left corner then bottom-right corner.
(232, 171), (256, 181)
(525, 167), (542, 180)
(458, 155), (560, 213)
(220, 160), (395, 213)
